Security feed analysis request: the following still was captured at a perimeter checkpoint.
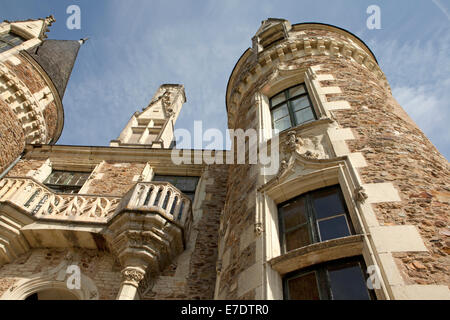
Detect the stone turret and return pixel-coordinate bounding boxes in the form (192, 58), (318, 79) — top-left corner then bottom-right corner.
(0, 16), (82, 173)
(216, 19), (449, 300)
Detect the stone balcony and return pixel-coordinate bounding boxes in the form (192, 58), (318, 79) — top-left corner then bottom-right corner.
(0, 177), (192, 229)
(0, 177), (193, 297)
(0, 177), (121, 223)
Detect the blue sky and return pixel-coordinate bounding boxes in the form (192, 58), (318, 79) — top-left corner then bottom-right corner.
(2, 0), (449, 159)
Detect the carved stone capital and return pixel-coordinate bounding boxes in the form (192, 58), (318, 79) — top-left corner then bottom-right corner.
(121, 267), (145, 287)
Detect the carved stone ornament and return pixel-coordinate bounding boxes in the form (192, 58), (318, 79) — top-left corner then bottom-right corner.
(303, 150), (319, 159)
(277, 159), (289, 178)
(255, 222), (264, 236)
(355, 186), (368, 203)
(285, 130), (304, 153)
(121, 267), (145, 286)
(216, 260), (222, 275)
(283, 130), (321, 160)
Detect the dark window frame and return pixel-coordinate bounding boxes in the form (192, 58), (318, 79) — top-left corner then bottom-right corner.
(43, 170), (91, 194)
(283, 256), (376, 300)
(269, 83), (317, 132)
(278, 185), (355, 253)
(152, 175), (200, 202)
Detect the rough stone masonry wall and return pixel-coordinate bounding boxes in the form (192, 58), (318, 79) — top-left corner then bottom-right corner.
(0, 99), (24, 173)
(143, 164), (228, 299)
(85, 161), (146, 196)
(310, 44), (450, 286)
(0, 248), (122, 299)
(217, 102), (259, 299)
(6, 159), (46, 176)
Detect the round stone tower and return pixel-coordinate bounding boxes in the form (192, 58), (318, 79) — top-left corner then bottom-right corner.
(216, 19), (449, 300)
(0, 16), (81, 173)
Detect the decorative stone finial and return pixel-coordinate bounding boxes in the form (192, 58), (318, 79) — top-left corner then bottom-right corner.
(79, 37), (89, 45)
(44, 15), (55, 26)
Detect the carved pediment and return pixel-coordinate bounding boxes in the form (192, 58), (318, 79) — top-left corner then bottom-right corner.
(261, 130), (344, 194)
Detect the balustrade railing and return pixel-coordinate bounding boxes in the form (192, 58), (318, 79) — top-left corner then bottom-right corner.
(124, 181), (193, 230)
(0, 178), (193, 232)
(0, 177), (121, 223)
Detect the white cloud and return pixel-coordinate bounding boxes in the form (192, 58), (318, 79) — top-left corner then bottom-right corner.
(369, 25), (450, 159)
(392, 85), (449, 147)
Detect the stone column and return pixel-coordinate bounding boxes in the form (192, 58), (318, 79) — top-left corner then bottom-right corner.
(116, 266), (146, 300)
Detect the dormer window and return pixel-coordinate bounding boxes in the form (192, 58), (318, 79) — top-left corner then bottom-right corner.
(270, 83), (316, 132)
(0, 32), (25, 53)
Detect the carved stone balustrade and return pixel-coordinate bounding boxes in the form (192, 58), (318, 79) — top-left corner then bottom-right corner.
(0, 178), (194, 298)
(117, 181), (193, 241)
(0, 177), (121, 223)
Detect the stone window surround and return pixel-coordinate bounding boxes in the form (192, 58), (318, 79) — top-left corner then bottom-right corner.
(258, 158), (390, 300)
(256, 66), (331, 143)
(281, 253), (375, 300)
(0, 23), (42, 62)
(23, 159), (97, 195)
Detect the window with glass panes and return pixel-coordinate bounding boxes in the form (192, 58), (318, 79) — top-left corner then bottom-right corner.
(152, 175), (199, 202)
(0, 32), (25, 54)
(270, 83), (316, 132)
(43, 171), (90, 194)
(278, 185), (354, 253)
(283, 256), (375, 300)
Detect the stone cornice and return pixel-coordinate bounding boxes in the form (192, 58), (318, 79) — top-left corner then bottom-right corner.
(269, 234), (364, 275)
(226, 28), (388, 124)
(23, 144), (214, 175)
(0, 61), (51, 144)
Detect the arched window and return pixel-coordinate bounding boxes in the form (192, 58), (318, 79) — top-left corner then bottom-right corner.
(24, 288), (79, 300)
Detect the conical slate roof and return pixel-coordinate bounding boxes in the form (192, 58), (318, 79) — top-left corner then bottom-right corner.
(27, 39), (81, 99)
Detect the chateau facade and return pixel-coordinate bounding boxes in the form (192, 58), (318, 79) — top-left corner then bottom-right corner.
(0, 16), (448, 300)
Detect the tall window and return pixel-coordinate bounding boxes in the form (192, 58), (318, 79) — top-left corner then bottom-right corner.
(278, 185), (354, 253)
(284, 257), (375, 300)
(270, 83), (316, 132)
(0, 32), (25, 54)
(43, 170), (90, 194)
(152, 175), (199, 201)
